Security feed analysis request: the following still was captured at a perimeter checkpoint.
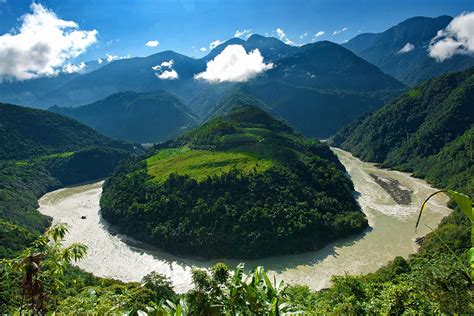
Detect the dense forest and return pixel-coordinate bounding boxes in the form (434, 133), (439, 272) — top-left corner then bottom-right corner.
(0, 103), (141, 258)
(101, 105), (368, 258)
(331, 67), (474, 196)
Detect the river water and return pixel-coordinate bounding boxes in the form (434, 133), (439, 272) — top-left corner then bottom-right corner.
(37, 148), (451, 293)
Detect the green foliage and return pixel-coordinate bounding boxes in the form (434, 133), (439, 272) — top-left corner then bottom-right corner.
(0, 102), (141, 258)
(331, 67), (474, 195)
(183, 263), (299, 315)
(142, 272), (177, 303)
(0, 102), (135, 161)
(101, 106), (367, 258)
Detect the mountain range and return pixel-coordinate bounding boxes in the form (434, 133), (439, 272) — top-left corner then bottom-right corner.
(38, 35), (407, 140)
(343, 16), (474, 86)
(1, 15), (473, 143)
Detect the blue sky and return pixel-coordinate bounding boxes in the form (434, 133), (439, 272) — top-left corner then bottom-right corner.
(1, 0), (473, 62)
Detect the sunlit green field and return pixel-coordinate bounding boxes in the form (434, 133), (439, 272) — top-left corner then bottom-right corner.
(146, 147), (275, 182)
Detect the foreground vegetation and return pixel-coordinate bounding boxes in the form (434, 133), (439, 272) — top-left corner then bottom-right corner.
(101, 106), (368, 259)
(1, 186), (472, 314)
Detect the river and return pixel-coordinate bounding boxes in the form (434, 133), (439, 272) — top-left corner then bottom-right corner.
(37, 148), (451, 293)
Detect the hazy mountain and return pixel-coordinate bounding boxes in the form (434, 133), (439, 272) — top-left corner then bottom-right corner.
(1, 34), (405, 138)
(206, 40), (406, 137)
(266, 41), (405, 91)
(238, 81), (401, 137)
(0, 60), (106, 108)
(50, 91), (198, 143)
(343, 16), (474, 85)
(330, 67), (474, 194)
(41, 51), (206, 107)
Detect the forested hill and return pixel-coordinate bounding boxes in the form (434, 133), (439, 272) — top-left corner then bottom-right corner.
(50, 91), (198, 143)
(0, 103), (142, 258)
(330, 67), (474, 195)
(0, 102), (136, 161)
(101, 105), (368, 259)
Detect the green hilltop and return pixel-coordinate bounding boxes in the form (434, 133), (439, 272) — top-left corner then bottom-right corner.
(101, 105), (368, 259)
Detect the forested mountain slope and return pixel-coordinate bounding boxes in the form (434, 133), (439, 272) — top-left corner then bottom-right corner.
(330, 67), (474, 195)
(0, 103), (141, 257)
(101, 105), (368, 259)
(50, 91), (197, 143)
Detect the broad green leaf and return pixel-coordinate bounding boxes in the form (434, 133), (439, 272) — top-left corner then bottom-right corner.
(447, 190), (473, 221)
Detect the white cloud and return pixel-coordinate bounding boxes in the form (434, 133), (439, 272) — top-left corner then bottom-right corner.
(300, 32), (308, 39)
(97, 58), (103, 64)
(194, 44), (273, 83)
(276, 27), (295, 45)
(105, 53), (130, 62)
(235, 29), (252, 38)
(315, 31), (325, 37)
(62, 62), (87, 73)
(398, 42), (415, 54)
(145, 40), (159, 47)
(151, 59), (174, 71)
(429, 12), (474, 61)
(0, 3), (97, 80)
(161, 59), (174, 68)
(152, 59), (178, 79)
(199, 47), (207, 52)
(209, 40), (223, 50)
(156, 69), (178, 80)
(333, 27), (348, 35)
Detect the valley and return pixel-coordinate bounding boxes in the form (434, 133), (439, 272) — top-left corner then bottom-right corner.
(37, 148), (450, 292)
(0, 2), (472, 313)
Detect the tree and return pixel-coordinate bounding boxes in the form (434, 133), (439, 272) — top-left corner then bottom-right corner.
(1, 223), (87, 313)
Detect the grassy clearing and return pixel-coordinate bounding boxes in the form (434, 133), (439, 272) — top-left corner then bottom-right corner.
(146, 147), (275, 182)
(36, 151), (75, 161)
(408, 87), (422, 97)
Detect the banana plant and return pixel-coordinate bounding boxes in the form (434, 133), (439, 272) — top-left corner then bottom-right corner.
(415, 189), (473, 282)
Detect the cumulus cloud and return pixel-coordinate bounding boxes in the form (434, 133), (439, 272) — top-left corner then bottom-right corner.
(194, 44), (273, 83)
(315, 31), (325, 37)
(398, 42), (415, 54)
(333, 27), (348, 35)
(429, 12), (474, 61)
(62, 62), (87, 73)
(235, 29), (252, 38)
(199, 47), (207, 52)
(0, 3), (97, 80)
(156, 69), (178, 80)
(276, 27), (295, 45)
(209, 40), (223, 50)
(152, 59), (179, 80)
(145, 40), (159, 47)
